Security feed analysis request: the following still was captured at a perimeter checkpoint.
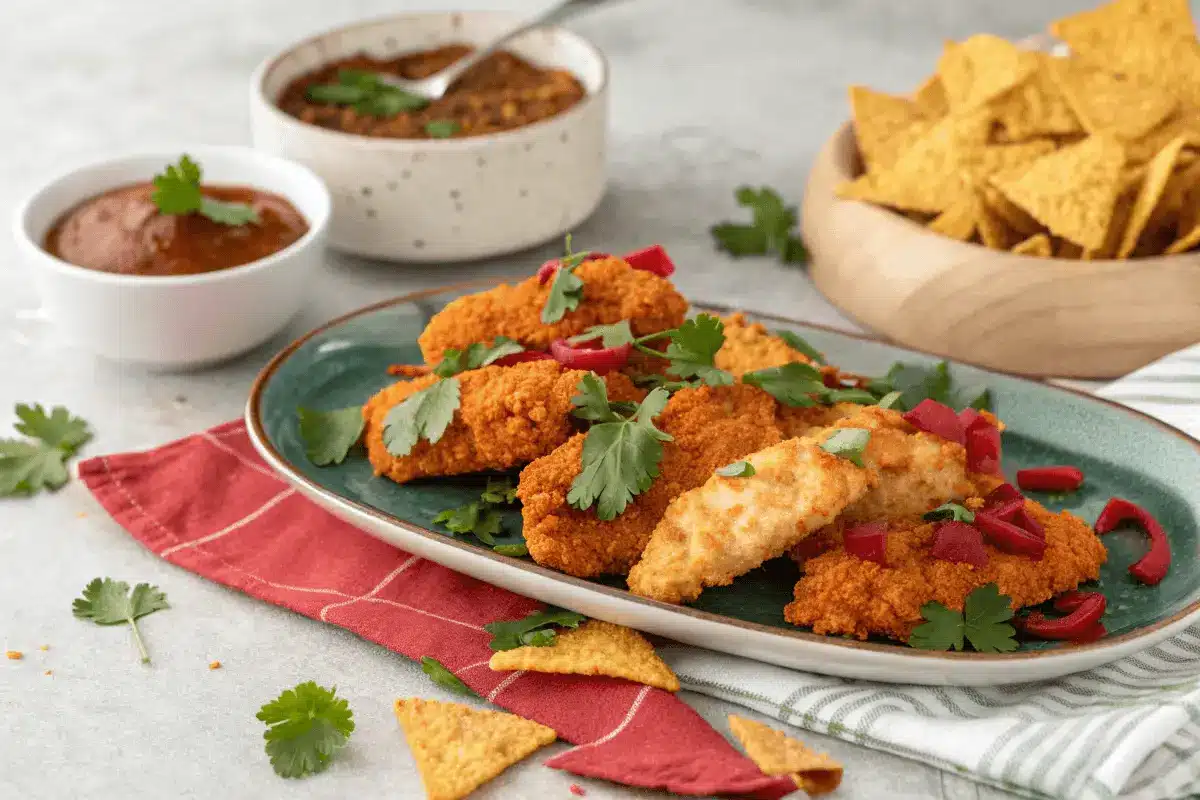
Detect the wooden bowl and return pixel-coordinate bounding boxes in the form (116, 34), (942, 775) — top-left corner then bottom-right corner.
(801, 122), (1200, 379)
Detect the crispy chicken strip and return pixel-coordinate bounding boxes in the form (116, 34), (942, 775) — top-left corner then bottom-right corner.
(715, 313), (818, 376)
(518, 384), (783, 577)
(363, 360), (642, 485)
(417, 256), (688, 364)
(784, 499), (1107, 641)
(626, 434), (877, 604)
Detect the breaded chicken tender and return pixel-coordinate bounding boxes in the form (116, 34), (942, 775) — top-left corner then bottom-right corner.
(715, 313), (817, 376)
(417, 257), (688, 364)
(518, 384), (783, 577)
(784, 501), (1107, 641)
(363, 360), (642, 485)
(626, 435), (877, 604)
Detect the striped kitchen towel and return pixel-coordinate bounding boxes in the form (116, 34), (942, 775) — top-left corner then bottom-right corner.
(655, 344), (1200, 800)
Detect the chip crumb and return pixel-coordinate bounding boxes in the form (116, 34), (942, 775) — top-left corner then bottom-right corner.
(43, 669), (52, 676)
(38, 644), (49, 652)
(569, 784), (586, 796)
(208, 660), (222, 670)
(6, 651), (23, 660)
(75, 512), (87, 519)
(728, 715), (844, 796)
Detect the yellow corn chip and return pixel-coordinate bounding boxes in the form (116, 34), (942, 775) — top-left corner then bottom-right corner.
(1012, 233), (1053, 257)
(938, 36), (1038, 112)
(1050, 0), (1197, 76)
(975, 189), (1022, 250)
(1149, 157), (1200, 235)
(913, 74), (949, 118)
(1168, 185), (1200, 254)
(991, 135), (1126, 250)
(981, 180), (1042, 237)
(1118, 136), (1188, 257)
(394, 698), (556, 800)
(1047, 57), (1177, 142)
(728, 716), (844, 796)
(1124, 112), (1200, 164)
(1055, 238), (1085, 259)
(1085, 187), (1136, 259)
(994, 54), (1082, 140)
(928, 198), (977, 241)
(488, 620), (680, 691)
(849, 86), (931, 172)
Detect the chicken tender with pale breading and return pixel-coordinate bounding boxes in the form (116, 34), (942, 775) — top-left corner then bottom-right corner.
(364, 361), (642, 485)
(517, 383), (783, 578)
(784, 501), (1107, 641)
(417, 256), (688, 364)
(626, 434), (877, 604)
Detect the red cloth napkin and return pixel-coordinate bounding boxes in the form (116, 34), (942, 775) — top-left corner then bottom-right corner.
(78, 420), (796, 798)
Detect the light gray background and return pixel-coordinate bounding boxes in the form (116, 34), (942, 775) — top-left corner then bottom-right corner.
(0, 0), (1125, 798)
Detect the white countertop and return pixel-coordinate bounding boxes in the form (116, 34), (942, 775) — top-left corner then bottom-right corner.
(0, 0), (1118, 797)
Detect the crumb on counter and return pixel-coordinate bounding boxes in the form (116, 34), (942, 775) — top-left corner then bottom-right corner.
(44, 670), (52, 676)
(208, 660), (222, 670)
(39, 644), (49, 652)
(6, 650), (23, 660)
(75, 512), (87, 519)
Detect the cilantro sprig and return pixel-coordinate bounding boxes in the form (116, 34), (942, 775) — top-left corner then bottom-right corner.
(256, 682), (354, 778)
(297, 407), (364, 466)
(866, 361), (991, 413)
(924, 502), (975, 523)
(433, 479), (525, 554)
(484, 608), (586, 651)
(776, 330), (825, 364)
(150, 155), (259, 226)
(711, 186), (807, 264)
(625, 314), (733, 389)
(569, 320), (636, 348)
(72, 578), (169, 664)
(741, 362), (875, 408)
(425, 120), (460, 138)
(421, 656), (477, 696)
(819, 428), (871, 467)
(306, 69), (429, 117)
(382, 378), (460, 457)
(908, 583), (1018, 653)
(433, 337), (524, 378)
(1, 403), (91, 497)
(541, 235), (593, 323)
(567, 379), (673, 520)
(716, 460), (756, 477)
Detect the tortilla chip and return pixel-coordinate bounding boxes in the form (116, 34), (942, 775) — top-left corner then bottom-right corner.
(1050, 0), (1197, 74)
(991, 135), (1126, 250)
(728, 716), (844, 796)
(488, 620), (680, 691)
(849, 86), (931, 172)
(1118, 136), (1188, 257)
(928, 197), (977, 241)
(1167, 185), (1200, 253)
(972, 186), (1023, 250)
(394, 698), (556, 800)
(1148, 157), (1200, 235)
(1047, 57), (1177, 142)
(994, 54), (1082, 140)
(1124, 112), (1200, 164)
(1055, 238), (1085, 259)
(938, 36), (1038, 112)
(1012, 233), (1053, 257)
(981, 181), (1042, 236)
(913, 75), (949, 118)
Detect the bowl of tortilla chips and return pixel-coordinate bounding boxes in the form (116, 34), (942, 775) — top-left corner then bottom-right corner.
(801, 0), (1200, 379)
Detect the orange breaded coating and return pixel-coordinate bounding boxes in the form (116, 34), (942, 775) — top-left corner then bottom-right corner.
(784, 501), (1107, 641)
(776, 402), (863, 439)
(363, 360), (643, 485)
(417, 257), (688, 364)
(715, 313), (817, 376)
(518, 383), (783, 577)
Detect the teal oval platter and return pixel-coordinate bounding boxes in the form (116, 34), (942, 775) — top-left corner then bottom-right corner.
(246, 283), (1200, 686)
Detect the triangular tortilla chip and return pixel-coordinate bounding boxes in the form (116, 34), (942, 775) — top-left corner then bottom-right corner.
(991, 135), (1126, 250)
(975, 189), (1022, 250)
(1148, 156), (1200, 234)
(1050, 0), (1197, 76)
(1047, 57), (1177, 142)
(981, 180), (1042, 237)
(1085, 186), (1136, 259)
(912, 74), (949, 118)
(993, 54), (1082, 140)
(927, 197), (977, 241)
(394, 698), (556, 800)
(938, 35), (1037, 112)
(1118, 136), (1188, 257)
(1168, 183), (1200, 254)
(848, 86), (931, 172)
(1055, 238), (1085, 259)
(728, 716), (844, 796)
(488, 620), (680, 691)
(1012, 233), (1052, 257)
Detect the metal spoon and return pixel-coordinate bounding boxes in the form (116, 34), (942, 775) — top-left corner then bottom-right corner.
(378, 0), (609, 99)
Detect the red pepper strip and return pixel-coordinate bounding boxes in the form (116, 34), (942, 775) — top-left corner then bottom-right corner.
(1017, 466), (1084, 493)
(903, 399), (965, 445)
(958, 408), (983, 429)
(1094, 497), (1172, 586)
(986, 496), (1026, 521)
(789, 534), (833, 564)
(493, 351), (555, 367)
(623, 244), (676, 277)
(843, 521), (888, 566)
(983, 482), (1023, 508)
(1011, 507), (1045, 540)
(1019, 593), (1106, 640)
(1072, 622), (1107, 643)
(1053, 590), (1098, 613)
(974, 511), (1046, 559)
(965, 415), (1002, 475)
(930, 521), (989, 568)
(548, 338), (632, 372)
(536, 252), (611, 284)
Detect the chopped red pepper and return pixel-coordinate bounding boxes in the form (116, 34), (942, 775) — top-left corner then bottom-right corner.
(983, 482), (1023, 508)
(1019, 593), (1106, 640)
(987, 496), (1026, 521)
(1094, 497), (1172, 586)
(1010, 506), (1045, 539)
(493, 350), (555, 367)
(903, 399), (965, 445)
(965, 416), (1002, 475)
(1052, 590), (1096, 613)
(843, 522), (888, 566)
(569, 785), (587, 797)
(1072, 622), (1108, 643)
(536, 252), (610, 284)
(958, 408), (984, 429)
(974, 511), (1046, 559)
(623, 244), (676, 277)
(930, 521), (989, 568)
(1017, 466), (1085, 493)
(549, 339), (632, 372)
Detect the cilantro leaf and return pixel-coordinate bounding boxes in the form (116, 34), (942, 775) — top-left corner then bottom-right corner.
(306, 70), (428, 117)
(297, 407), (364, 466)
(924, 502), (975, 523)
(823, 388), (879, 405)
(72, 578), (169, 664)
(868, 361), (993, 413)
(382, 378), (460, 457)
(493, 543), (528, 557)
(569, 320), (635, 348)
(876, 390), (905, 410)
(425, 120), (460, 138)
(541, 261), (585, 323)
(567, 388), (673, 520)
(711, 186), (807, 265)
(742, 362), (827, 407)
(716, 460), (756, 477)
(819, 428), (871, 467)
(908, 601), (965, 651)
(150, 154), (259, 226)
(908, 583), (1017, 653)
(14, 403), (91, 454)
(570, 373), (627, 423)
(775, 330), (825, 364)
(485, 608), (586, 651)
(305, 83), (368, 104)
(256, 682), (354, 779)
(421, 656), (477, 696)
(664, 315), (733, 386)
(0, 439), (69, 496)
(433, 501), (502, 545)
(433, 337), (525, 378)
(481, 478), (518, 505)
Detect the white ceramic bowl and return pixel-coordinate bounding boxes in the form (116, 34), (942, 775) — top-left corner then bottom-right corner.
(13, 146), (331, 369)
(249, 11), (608, 263)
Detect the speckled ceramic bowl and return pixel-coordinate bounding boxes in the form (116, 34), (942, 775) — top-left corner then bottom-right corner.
(249, 11), (608, 263)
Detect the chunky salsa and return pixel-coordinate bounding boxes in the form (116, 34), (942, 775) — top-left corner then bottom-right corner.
(45, 184), (308, 277)
(277, 45), (586, 139)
